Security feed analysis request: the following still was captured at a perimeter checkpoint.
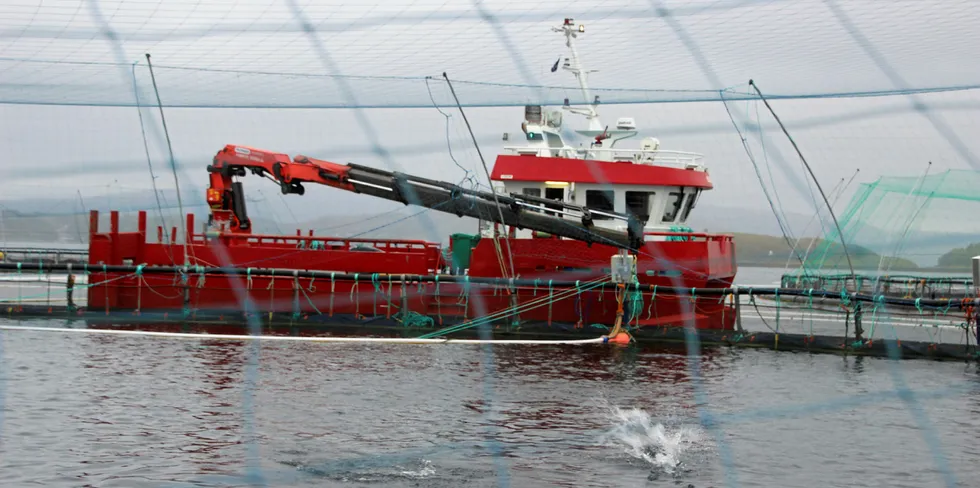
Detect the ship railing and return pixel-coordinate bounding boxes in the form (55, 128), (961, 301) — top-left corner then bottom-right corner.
(502, 146), (704, 169)
(0, 247), (88, 266)
(642, 231), (733, 243)
(577, 148), (704, 168)
(189, 231), (439, 254)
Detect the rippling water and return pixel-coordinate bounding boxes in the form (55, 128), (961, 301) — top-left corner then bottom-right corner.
(1, 316), (978, 487)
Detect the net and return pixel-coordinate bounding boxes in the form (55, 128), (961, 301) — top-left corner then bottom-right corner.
(1, 0), (979, 108)
(785, 170), (980, 281)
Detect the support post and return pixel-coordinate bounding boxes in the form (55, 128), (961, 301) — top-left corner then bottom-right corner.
(292, 274), (300, 321)
(400, 275), (409, 316)
(854, 299), (864, 341)
(734, 290), (743, 332)
(66, 273), (76, 312)
(510, 288), (520, 329)
(181, 269), (190, 319)
(972, 256), (980, 296)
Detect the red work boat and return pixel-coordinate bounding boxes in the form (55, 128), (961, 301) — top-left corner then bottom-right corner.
(86, 18), (737, 336)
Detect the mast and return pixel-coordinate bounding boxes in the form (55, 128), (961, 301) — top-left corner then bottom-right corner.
(554, 18), (603, 131)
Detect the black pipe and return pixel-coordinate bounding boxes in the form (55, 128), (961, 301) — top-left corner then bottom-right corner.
(343, 165), (642, 250)
(1, 262), (973, 309)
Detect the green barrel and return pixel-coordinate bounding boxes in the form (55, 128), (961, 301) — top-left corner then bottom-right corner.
(449, 233), (481, 272)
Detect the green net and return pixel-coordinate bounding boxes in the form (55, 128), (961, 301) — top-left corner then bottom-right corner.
(786, 169), (980, 282)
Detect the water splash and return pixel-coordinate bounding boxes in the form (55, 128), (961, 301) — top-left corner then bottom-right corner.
(601, 406), (704, 475)
(399, 458), (436, 478)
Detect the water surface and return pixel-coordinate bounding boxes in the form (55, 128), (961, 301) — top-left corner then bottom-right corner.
(1, 316), (977, 487)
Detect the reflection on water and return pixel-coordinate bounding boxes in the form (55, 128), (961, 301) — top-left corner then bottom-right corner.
(1, 317), (978, 487)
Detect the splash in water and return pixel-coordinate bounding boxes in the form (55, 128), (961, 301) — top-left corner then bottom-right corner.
(399, 458), (436, 478)
(601, 406), (704, 474)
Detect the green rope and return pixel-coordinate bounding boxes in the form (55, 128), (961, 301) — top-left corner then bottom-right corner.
(417, 278), (609, 339)
(627, 283), (643, 326)
(300, 285), (322, 316)
(195, 265), (206, 289)
(395, 310), (434, 327)
(867, 294), (887, 340)
(548, 279), (553, 325)
(371, 273), (379, 317)
(180, 269), (190, 318)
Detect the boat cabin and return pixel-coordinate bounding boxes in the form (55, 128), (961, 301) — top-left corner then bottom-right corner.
(486, 19), (713, 241)
(489, 104), (712, 239)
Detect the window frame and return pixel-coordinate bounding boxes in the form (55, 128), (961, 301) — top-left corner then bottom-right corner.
(625, 190), (654, 224)
(661, 191), (684, 223)
(585, 189), (616, 220)
(680, 190), (700, 221)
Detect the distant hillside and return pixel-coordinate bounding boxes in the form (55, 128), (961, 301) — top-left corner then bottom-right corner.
(0, 209), (280, 246)
(732, 232), (919, 271)
(2, 205), (974, 273)
(302, 209), (478, 244)
(937, 243), (980, 271)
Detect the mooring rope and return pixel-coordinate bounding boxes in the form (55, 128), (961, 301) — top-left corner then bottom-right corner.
(0, 325), (608, 345)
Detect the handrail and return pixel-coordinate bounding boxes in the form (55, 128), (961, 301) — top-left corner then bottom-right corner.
(0, 247), (88, 254)
(643, 231), (733, 242)
(502, 146), (704, 168)
(186, 231), (437, 248)
(643, 231), (729, 238)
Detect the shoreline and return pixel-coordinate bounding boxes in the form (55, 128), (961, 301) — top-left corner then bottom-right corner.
(739, 262), (973, 275)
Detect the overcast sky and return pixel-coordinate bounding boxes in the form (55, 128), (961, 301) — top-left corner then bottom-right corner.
(1, 0), (978, 241)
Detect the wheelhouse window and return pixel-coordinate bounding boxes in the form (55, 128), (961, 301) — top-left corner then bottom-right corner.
(585, 189), (615, 220)
(521, 187), (543, 213)
(680, 190), (700, 221)
(662, 191), (684, 222)
(625, 191), (654, 224)
(544, 187), (564, 216)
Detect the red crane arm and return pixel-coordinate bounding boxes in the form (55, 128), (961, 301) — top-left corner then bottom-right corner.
(203, 144), (641, 249)
(208, 144), (354, 195)
(205, 144), (354, 233)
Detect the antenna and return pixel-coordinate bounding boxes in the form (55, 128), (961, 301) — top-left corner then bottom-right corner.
(553, 18), (602, 131)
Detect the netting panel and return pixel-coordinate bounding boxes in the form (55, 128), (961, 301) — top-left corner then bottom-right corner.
(1, 0), (979, 107)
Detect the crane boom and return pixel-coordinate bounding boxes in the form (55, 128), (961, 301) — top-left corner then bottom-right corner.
(206, 144), (643, 251)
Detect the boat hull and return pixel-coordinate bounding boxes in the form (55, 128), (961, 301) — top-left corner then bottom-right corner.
(85, 211), (737, 332)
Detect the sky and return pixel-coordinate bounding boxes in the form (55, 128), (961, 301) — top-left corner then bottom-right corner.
(1, 0), (979, 247)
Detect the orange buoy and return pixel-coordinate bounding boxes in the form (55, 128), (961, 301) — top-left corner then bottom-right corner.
(606, 332), (631, 345)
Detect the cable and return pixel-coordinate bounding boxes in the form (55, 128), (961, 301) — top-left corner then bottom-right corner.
(749, 79), (856, 283)
(442, 72), (515, 279)
(144, 53), (190, 266)
(131, 61), (176, 266)
(720, 90), (806, 270)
